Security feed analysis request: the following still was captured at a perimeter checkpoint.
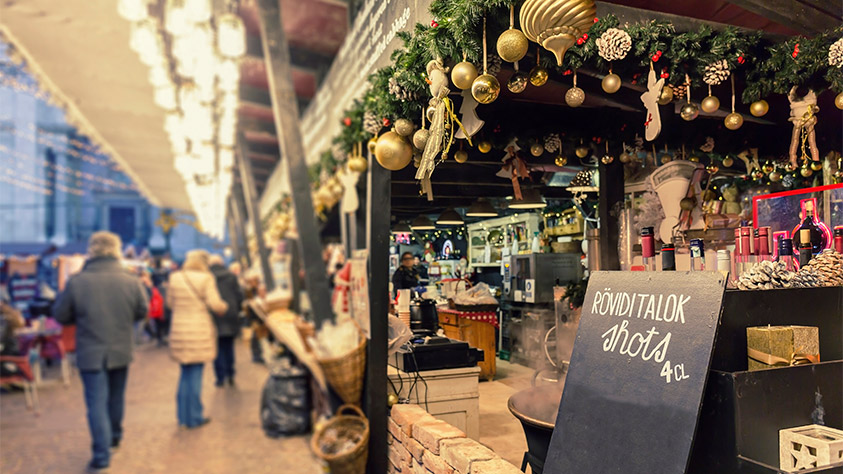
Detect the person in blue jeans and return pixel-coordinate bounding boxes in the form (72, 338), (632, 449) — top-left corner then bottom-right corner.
(208, 255), (244, 387)
(166, 250), (227, 428)
(54, 232), (149, 472)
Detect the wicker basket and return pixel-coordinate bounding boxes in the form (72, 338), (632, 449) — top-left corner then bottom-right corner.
(311, 404), (369, 474)
(317, 337), (367, 406)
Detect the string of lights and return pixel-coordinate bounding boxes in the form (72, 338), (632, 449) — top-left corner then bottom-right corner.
(0, 143), (135, 191)
(0, 124), (122, 170)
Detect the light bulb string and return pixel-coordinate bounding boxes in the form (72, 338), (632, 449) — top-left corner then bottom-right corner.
(482, 17), (488, 74)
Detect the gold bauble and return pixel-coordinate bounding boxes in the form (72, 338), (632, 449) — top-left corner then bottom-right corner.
(657, 86), (674, 105)
(724, 112), (743, 130)
(413, 158), (420, 168)
(374, 131), (412, 171)
(762, 162), (775, 173)
(454, 150), (469, 163)
(660, 154), (672, 165)
(520, 0), (597, 66)
(530, 143), (544, 157)
(619, 152), (633, 164)
(750, 99), (769, 117)
(601, 73), (621, 94)
(700, 95), (720, 113)
(529, 66), (549, 86)
(810, 160), (823, 171)
(769, 170), (782, 182)
(496, 28), (529, 63)
(426, 106), (436, 122)
(348, 155), (368, 173)
(555, 155), (568, 166)
(785, 162), (797, 172)
(680, 103), (699, 121)
(800, 165), (813, 177)
(565, 86), (585, 107)
(507, 72), (529, 93)
(471, 74), (501, 104)
(689, 156), (700, 163)
(575, 145), (590, 159)
(387, 393), (399, 407)
(451, 61), (479, 90)
(601, 154), (614, 165)
(478, 141), (492, 154)
(722, 156), (734, 168)
(753, 170), (765, 180)
(705, 164), (719, 174)
(836, 92), (843, 110)
(680, 197), (696, 211)
(412, 129), (430, 150)
(367, 137), (378, 155)
(394, 118), (414, 137)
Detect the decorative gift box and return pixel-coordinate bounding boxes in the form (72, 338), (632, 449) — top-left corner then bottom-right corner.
(746, 325), (819, 371)
(780, 424), (843, 472)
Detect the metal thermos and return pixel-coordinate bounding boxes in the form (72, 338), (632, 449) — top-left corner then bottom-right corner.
(586, 228), (601, 272)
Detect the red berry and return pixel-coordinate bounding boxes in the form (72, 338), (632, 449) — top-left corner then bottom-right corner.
(431, 20), (438, 27)
(382, 118), (391, 127)
(563, 69), (572, 75)
(577, 38), (584, 45)
(660, 73), (669, 78)
(652, 54), (659, 62)
(593, 17), (599, 23)
(343, 117), (351, 126)
(583, 34), (588, 40)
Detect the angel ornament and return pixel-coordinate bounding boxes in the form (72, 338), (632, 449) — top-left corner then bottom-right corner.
(640, 65), (665, 141)
(787, 87), (820, 167)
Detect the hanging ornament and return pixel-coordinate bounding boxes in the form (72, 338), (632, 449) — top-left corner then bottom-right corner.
(388, 77), (418, 102)
(787, 86), (820, 167)
(394, 118), (414, 137)
(722, 156), (734, 167)
(836, 92), (843, 110)
(641, 63), (666, 141)
(724, 76), (743, 130)
(600, 142), (613, 164)
(544, 133), (561, 153)
(619, 150), (632, 163)
(486, 54), (503, 76)
(455, 89), (485, 139)
(507, 61), (529, 93)
(596, 28), (632, 62)
(657, 85), (674, 105)
(413, 110), (430, 150)
(762, 161), (775, 173)
(800, 163), (813, 177)
(478, 140), (492, 153)
(669, 83), (687, 101)
(497, 5), (529, 62)
(660, 145), (672, 164)
(363, 110), (381, 135)
(555, 155), (568, 166)
(529, 47), (549, 86)
(530, 142), (544, 157)
(451, 57), (479, 90)
(367, 137), (378, 155)
(602, 71), (621, 93)
(680, 74), (699, 121)
(785, 162), (797, 172)
(753, 169), (765, 180)
(426, 105), (436, 122)
(454, 149), (469, 163)
(375, 131), (412, 170)
(520, 0), (597, 66)
(565, 70), (585, 107)
(750, 99), (769, 117)
(701, 85), (720, 113)
(810, 160), (823, 171)
(680, 197), (696, 211)
(348, 142), (369, 173)
(575, 141), (590, 158)
(703, 59), (730, 86)
(705, 164), (719, 174)
(769, 170), (782, 182)
(471, 18), (501, 105)
(689, 155), (700, 163)
(828, 37), (843, 68)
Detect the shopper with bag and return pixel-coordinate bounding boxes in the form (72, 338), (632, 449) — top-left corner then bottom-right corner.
(166, 250), (227, 429)
(208, 254), (243, 387)
(148, 282), (166, 346)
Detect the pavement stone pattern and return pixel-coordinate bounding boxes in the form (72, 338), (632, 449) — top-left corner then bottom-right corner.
(0, 339), (322, 474)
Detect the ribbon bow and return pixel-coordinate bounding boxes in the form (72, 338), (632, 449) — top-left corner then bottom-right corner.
(747, 348), (819, 367)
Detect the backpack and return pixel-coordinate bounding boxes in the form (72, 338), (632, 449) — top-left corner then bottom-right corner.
(148, 287), (164, 319)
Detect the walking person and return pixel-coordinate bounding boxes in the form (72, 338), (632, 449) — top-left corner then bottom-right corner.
(53, 232), (149, 472)
(166, 250), (227, 429)
(208, 255), (243, 387)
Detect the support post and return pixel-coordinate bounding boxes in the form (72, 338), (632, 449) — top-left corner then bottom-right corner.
(230, 184), (253, 269)
(226, 199), (243, 265)
(365, 152), (389, 474)
(257, 0), (333, 327)
(598, 154), (624, 270)
(236, 135), (275, 291)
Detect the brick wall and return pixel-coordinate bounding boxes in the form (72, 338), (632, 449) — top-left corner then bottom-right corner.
(388, 404), (522, 474)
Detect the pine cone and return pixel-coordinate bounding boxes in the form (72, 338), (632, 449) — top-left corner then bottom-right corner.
(388, 77), (418, 102)
(363, 111), (381, 135)
(829, 37), (843, 68)
(669, 83), (687, 100)
(486, 54), (502, 77)
(544, 133), (561, 153)
(331, 143), (346, 163)
(703, 59), (730, 86)
(596, 28), (632, 62)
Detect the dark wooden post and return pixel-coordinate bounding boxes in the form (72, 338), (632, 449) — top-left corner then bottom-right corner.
(598, 154), (624, 270)
(230, 184), (253, 269)
(366, 152), (390, 474)
(236, 136), (275, 290)
(256, 0), (334, 327)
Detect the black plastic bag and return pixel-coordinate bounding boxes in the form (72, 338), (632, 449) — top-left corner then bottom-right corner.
(260, 352), (312, 437)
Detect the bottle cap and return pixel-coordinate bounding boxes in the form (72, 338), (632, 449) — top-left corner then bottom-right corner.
(690, 238), (704, 250)
(641, 227), (654, 236)
(661, 243), (675, 251)
(835, 226), (843, 237)
(717, 249), (731, 259)
(778, 238), (793, 256)
(741, 226), (752, 237)
(759, 226), (769, 237)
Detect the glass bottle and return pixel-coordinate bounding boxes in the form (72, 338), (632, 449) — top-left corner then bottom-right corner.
(717, 249), (732, 281)
(531, 232), (541, 253)
(641, 227), (656, 271)
(798, 229), (813, 268)
(752, 228), (761, 264)
(834, 227), (843, 254)
(733, 228), (744, 277)
(793, 199), (828, 255)
(777, 238), (795, 272)
(689, 238), (705, 271)
(757, 227), (771, 262)
(661, 242), (676, 271)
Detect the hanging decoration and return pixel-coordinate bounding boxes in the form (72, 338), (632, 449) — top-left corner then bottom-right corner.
(829, 38), (843, 68)
(496, 5), (529, 63)
(601, 141), (614, 164)
(363, 110), (381, 135)
(657, 84), (674, 105)
(750, 99), (769, 117)
(555, 155), (568, 166)
(565, 70), (586, 107)
(394, 118), (415, 137)
(496, 139), (530, 199)
(413, 108), (431, 150)
(347, 142), (368, 173)
(451, 54), (479, 90)
(640, 63), (665, 141)
(478, 140), (493, 153)
(530, 142), (544, 156)
(519, 0), (597, 66)
(338, 165), (361, 214)
(701, 84), (720, 113)
(680, 75), (699, 121)
(724, 75), (744, 130)
(454, 142), (469, 163)
(703, 59), (730, 86)
(486, 53), (503, 76)
(455, 89), (485, 139)
(507, 61), (529, 93)
(375, 131), (413, 170)
(544, 133), (561, 153)
(471, 18), (501, 105)
(597, 27), (630, 94)
(529, 47), (549, 86)
(787, 86), (820, 166)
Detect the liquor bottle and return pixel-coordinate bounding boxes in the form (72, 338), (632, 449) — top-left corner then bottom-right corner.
(757, 227), (771, 262)
(793, 199), (827, 255)
(689, 238), (705, 271)
(641, 227), (656, 271)
(777, 238), (795, 272)
(531, 232), (541, 253)
(752, 228), (761, 263)
(733, 228), (744, 277)
(798, 229), (813, 267)
(661, 242), (676, 271)
(834, 227), (843, 254)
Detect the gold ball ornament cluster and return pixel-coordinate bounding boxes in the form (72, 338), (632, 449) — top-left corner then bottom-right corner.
(478, 140), (493, 154)
(700, 95), (720, 113)
(769, 170), (782, 182)
(680, 103), (699, 121)
(660, 153), (672, 165)
(724, 112), (744, 130)
(657, 86), (674, 105)
(529, 65), (549, 86)
(348, 155), (368, 173)
(387, 393), (399, 407)
(601, 154), (614, 165)
(374, 131), (412, 171)
(785, 162), (797, 172)
(507, 72), (529, 93)
(394, 118), (414, 137)
(705, 164), (719, 174)
(810, 160), (824, 171)
(451, 61), (479, 90)
(530, 143), (544, 157)
(801, 165), (813, 177)
(496, 29), (529, 63)
(762, 162), (775, 174)
(454, 150), (469, 163)
(367, 137), (378, 155)
(722, 156), (734, 167)
(555, 156), (568, 166)
(750, 100), (769, 117)
(412, 129), (429, 150)
(601, 73), (621, 94)
(753, 170), (765, 180)
(471, 74), (501, 104)
(575, 145), (590, 158)
(565, 87), (585, 107)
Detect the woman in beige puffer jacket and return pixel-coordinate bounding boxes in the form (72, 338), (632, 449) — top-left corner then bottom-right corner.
(166, 250), (227, 429)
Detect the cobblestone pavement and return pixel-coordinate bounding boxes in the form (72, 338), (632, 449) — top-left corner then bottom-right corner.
(1, 339), (322, 474)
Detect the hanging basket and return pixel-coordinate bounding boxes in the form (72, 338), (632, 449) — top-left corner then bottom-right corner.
(311, 404), (370, 474)
(317, 337), (367, 406)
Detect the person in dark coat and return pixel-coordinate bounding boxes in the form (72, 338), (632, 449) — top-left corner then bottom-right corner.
(54, 231), (148, 472)
(209, 255), (244, 387)
(392, 251), (420, 292)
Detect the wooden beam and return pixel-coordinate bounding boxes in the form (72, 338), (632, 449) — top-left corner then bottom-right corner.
(720, 0), (839, 34)
(246, 152), (278, 163)
(236, 133), (275, 291)
(229, 186), (253, 269)
(257, 0), (334, 328)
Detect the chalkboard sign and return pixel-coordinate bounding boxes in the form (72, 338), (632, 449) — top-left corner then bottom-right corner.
(545, 271), (726, 474)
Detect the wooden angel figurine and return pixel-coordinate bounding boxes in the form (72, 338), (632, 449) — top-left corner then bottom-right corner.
(788, 87), (820, 167)
(640, 66), (665, 142)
